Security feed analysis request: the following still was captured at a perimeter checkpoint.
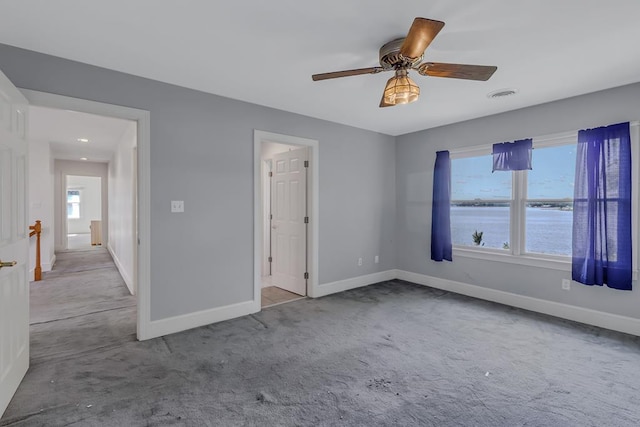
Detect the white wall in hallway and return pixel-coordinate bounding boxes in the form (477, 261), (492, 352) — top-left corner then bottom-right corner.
(28, 142), (55, 276)
(261, 141), (294, 160)
(108, 120), (137, 294)
(66, 175), (101, 234)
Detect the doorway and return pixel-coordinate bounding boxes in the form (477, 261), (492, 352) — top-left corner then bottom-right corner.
(253, 131), (319, 309)
(27, 105), (139, 361)
(261, 143), (308, 307)
(22, 89), (151, 340)
(65, 175), (102, 250)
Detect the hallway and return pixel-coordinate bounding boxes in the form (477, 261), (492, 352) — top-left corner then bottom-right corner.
(29, 248), (136, 365)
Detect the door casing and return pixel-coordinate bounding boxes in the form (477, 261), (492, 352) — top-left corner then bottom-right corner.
(21, 89), (152, 340)
(253, 130), (319, 309)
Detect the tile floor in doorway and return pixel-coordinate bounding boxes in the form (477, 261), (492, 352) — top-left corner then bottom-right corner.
(261, 286), (305, 307)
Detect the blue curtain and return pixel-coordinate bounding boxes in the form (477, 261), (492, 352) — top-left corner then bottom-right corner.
(431, 150), (452, 262)
(572, 122), (632, 290)
(492, 138), (533, 172)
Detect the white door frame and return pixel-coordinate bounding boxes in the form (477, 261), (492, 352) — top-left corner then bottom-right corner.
(261, 159), (272, 277)
(253, 130), (319, 307)
(21, 89), (152, 340)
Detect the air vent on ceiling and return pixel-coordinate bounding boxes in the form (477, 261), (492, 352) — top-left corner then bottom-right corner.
(487, 88), (518, 99)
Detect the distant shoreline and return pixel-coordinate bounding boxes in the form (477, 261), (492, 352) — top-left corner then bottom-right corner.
(452, 203), (572, 211)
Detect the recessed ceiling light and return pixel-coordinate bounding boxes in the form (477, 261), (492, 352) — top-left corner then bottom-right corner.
(80, 157), (88, 161)
(77, 138), (89, 142)
(487, 88), (518, 99)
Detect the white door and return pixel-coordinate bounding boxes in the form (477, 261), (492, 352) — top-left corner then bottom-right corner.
(0, 70), (29, 417)
(271, 147), (307, 296)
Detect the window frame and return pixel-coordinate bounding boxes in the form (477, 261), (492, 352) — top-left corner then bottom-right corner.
(449, 127), (639, 278)
(450, 145), (512, 251)
(67, 189), (81, 220)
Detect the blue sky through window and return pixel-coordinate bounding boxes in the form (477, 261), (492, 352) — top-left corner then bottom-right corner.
(452, 144), (576, 200)
(452, 155), (510, 200)
(528, 144), (575, 199)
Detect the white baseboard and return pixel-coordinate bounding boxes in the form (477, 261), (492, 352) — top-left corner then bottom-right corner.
(396, 270), (640, 337)
(146, 271), (393, 339)
(147, 299), (260, 339)
(42, 253), (55, 272)
(107, 244), (134, 295)
(143, 268), (640, 340)
(311, 269), (396, 298)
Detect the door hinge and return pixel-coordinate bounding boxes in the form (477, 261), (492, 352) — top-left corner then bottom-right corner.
(304, 160), (309, 168)
(270, 214), (273, 220)
(269, 171), (273, 177)
(268, 256), (272, 263)
(304, 272), (309, 279)
(304, 216), (309, 224)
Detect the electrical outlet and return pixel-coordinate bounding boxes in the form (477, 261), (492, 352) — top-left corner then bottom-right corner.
(358, 257), (363, 266)
(374, 255), (379, 264)
(171, 200), (184, 213)
(562, 279), (571, 290)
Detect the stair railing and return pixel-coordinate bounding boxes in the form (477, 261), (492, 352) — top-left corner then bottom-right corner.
(29, 220), (42, 281)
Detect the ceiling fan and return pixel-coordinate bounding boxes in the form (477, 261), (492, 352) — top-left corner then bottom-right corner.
(311, 18), (497, 108)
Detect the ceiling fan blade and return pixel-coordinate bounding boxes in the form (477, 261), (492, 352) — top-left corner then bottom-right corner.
(400, 18), (445, 60)
(312, 67), (385, 81)
(417, 62), (497, 81)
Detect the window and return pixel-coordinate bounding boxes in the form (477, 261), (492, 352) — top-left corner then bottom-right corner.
(451, 136), (576, 259)
(67, 190), (80, 219)
(525, 144), (575, 255)
(451, 154), (511, 250)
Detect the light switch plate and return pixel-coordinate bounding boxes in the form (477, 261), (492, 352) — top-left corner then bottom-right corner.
(171, 200), (184, 213)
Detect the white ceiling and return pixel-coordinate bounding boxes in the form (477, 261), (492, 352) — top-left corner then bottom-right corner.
(29, 106), (133, 162)
(3, 1), (640, 136)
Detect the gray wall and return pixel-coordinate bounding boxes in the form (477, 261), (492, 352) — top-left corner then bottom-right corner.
(0, 44), (396, 321)
(396, 83), (640, 319)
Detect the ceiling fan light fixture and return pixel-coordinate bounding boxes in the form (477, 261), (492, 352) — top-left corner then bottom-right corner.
(383, 70), (420, 105)
(311, 17), (497, 108)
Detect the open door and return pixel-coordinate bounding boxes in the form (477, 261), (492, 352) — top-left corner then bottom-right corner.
(0, 69), (29, 416)
(270, 147), (308, 296)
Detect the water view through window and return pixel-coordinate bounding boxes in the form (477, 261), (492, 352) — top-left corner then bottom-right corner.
(451, 205), (572, 255)
(451, 144), (575, 256)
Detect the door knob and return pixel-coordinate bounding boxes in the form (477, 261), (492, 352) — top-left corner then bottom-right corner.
(0, 260), (17, 268)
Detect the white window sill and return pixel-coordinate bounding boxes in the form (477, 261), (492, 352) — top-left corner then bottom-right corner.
(453, 246), (638, 280)
(454, 246), (571, 272)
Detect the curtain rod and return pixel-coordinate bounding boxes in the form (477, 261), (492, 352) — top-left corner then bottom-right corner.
(449, 120), (640, 155)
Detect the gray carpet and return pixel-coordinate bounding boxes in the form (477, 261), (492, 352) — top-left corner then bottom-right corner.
(26, 249), (136, 368)
(2, 257), (640, 426)
(43, 249), (117, 277)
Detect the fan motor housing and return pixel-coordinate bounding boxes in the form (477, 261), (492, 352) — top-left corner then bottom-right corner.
(379, 38), (422, 69)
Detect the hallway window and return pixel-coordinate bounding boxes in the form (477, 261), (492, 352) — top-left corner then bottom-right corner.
(67, 190), (81, 219)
